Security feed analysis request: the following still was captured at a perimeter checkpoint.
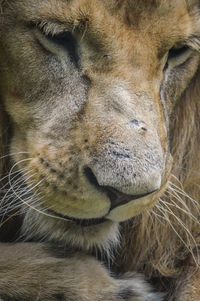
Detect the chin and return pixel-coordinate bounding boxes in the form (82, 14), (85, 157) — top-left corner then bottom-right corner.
(21, 208), (121, 253)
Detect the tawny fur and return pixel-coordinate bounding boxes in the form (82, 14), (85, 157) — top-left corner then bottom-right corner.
(0, 0), (200, 301)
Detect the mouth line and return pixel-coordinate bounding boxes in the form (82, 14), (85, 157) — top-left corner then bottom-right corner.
(109, 189), (158, 209)
(46, 190), (158, 227)
(47, 209), (107, 227)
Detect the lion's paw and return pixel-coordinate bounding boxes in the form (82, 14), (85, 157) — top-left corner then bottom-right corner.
(0, 243), (163, 301)
(115, 273), (164, 301)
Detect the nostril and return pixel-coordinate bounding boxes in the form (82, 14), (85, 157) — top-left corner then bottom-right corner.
(102, 187), (118, 203)
(84, 167), (100, 188)
(83, 167), (119, 201)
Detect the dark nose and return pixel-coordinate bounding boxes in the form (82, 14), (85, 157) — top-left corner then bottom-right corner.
(83, 167), (156, 209)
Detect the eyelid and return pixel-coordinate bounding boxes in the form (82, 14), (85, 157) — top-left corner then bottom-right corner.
(34, 27), (67, 57)
(166, 45), (193, 69)
(34, 26), (80, 68)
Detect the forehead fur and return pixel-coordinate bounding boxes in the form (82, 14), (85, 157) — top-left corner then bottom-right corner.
(0, 0), (199, 20)
(1, 0), (199, 27)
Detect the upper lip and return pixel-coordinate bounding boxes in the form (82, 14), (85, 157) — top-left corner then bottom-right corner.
(47, 189), (157, 227)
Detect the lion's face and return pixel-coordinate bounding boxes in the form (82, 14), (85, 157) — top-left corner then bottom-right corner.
(0, 0), (200, 245)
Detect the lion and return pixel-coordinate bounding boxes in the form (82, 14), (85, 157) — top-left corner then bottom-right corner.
(0, 0), (200, 300)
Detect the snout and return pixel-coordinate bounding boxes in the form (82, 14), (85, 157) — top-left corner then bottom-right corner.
(84, 154), (161, 202)
(25, 85), (171, 223)
(81, 84), (167, 205)
(79, 140), (171, 222)
(26, 130), (170, 223)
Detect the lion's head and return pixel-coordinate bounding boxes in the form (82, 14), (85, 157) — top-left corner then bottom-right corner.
(0, 0), (200, 259)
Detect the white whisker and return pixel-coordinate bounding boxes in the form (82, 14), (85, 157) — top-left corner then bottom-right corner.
(156, 202), (198, 265)
(169, 182), (199, 208)
(164, 191), (200, 225)
(0, 151), (30, 161)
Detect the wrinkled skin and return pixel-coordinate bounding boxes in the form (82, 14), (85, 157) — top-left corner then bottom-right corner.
(0, 0), (200, 300)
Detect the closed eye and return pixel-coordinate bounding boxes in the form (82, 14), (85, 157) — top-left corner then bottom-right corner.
(168, 46), (190, 60)
(165, 45), (193, 70)
(34, 27), (80, 68)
